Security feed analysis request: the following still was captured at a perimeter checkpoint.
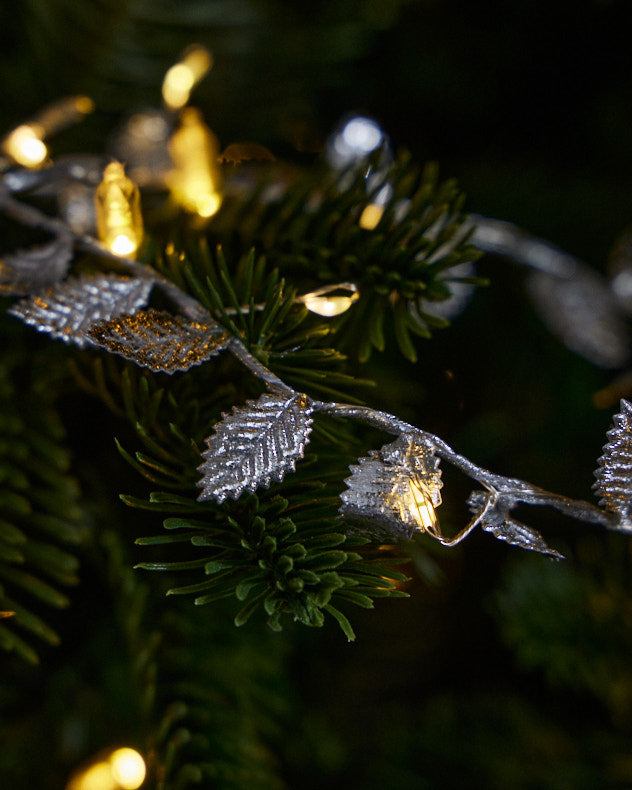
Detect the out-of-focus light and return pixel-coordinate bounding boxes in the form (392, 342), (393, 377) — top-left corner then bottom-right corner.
(35, 95), (95, 137)
(168, 107), (222, 219)
(109, 748), (146, 789)
(162, 45), (213, 110)
(66, 747), (146, 790)
(94, 161), (144, 257)
(2, 124), (48, 167)
(358, 203), (384, 230)
(297, 282), (359, 317)
(326, 115), (388, 170)
(2, 96), (94, 168)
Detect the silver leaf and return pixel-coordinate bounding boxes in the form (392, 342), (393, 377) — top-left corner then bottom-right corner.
(0, 233), (73, 296)
(468, 491), (563, 559)
(527, 269), (629, 369)
(340, 434), (442, 542)
(8, 273), (153, 348)
(197, 393), (313, 503)
(88, 308), (230, 373)
(592, 399), (632, 531)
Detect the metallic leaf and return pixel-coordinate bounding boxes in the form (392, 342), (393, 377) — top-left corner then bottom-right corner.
(592, 399), (632, 530)
(8, 273), (153, 348)
(88, 308), (230, 373)
(0, 233), (73, 296)
(197, 393), (313, 502)
(468, 491), (563, 559)
(526, 269), (629, 369)
(340, 434), (442, 541)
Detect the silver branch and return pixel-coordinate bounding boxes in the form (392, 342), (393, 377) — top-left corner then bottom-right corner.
(2, 145), (631, 557)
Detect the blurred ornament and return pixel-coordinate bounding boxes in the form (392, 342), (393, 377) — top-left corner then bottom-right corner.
(527, 268), (629, 369)
(66, 746), (146, 790)
(162, 44), (213, 111)
(608, 226), (632, 314)
(0, 233), (74, 296)
(168, 107), (222, 218)
(109, 110), (172, 188)
(419, 261), (477, 321)
(297, 282), (359, 317)
(58, 182), (97, 235)
(219, 141), (275, 165)
(94, 162), (144, 257)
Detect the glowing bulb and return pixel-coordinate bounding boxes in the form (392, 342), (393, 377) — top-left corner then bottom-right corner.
(2, 124), (48, 167)
(168, 107), (222, 218)
(162, 45), (213, 110)
(297, 283), (359, 317)
(409, 479), (440, 532)
(66, 748), (146, 790)
(110, 235), (137, 256)
(109, 748), (146, 789)
(326, 115), (388, 169)
(94, 161), (144, 257)
(359, 203), (384, 230)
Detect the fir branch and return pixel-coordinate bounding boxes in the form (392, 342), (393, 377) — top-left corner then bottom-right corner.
(99, 528), (287, 790)
(133, 486), (409, 641)
(0, 349), (84, 663)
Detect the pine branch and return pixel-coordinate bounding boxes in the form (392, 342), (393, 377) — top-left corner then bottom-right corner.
(0, 345), (84, 663)
(99, 528), (288, 790)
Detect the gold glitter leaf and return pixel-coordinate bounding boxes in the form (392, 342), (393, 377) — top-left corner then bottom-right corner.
(88, 308), (230, 373)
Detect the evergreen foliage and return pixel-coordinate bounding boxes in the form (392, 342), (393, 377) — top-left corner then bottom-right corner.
(0, 335), (84, 664)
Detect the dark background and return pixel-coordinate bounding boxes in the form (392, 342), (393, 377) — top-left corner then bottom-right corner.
(2, 1), (632, 787)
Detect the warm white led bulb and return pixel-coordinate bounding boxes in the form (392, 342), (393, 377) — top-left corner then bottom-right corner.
(2, 124), (48, 167)
(297, 283), (359, 317)
(109, 748), (146, 790)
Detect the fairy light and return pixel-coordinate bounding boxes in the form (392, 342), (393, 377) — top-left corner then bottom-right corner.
(2, 96), (94, 168)
(408, 478), (441, 533)
(297, 282), (359, 317)
(109, 749), (146, 789)
(358, 203), (384, 231)
(2, 124), (48, 167)
(94, 162), (144, 257)
(168, 107), (222, 218)
(162, 45), (213, 110)
(66, 747), (146, 790)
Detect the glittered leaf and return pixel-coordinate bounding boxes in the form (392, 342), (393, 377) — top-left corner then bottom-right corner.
(468, 492), (563, 558)
(340, 434), (442, 541)
(8, 274), (153, 348)
(0, 233), (73, 296)
(527, 269), (629, 369)
(88, 308), (230, 373)
(197, 393), (313, 502)
(592, 399), (632, 530)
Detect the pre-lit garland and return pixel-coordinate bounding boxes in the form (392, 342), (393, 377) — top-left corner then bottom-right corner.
(1, 48), (631, 561)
